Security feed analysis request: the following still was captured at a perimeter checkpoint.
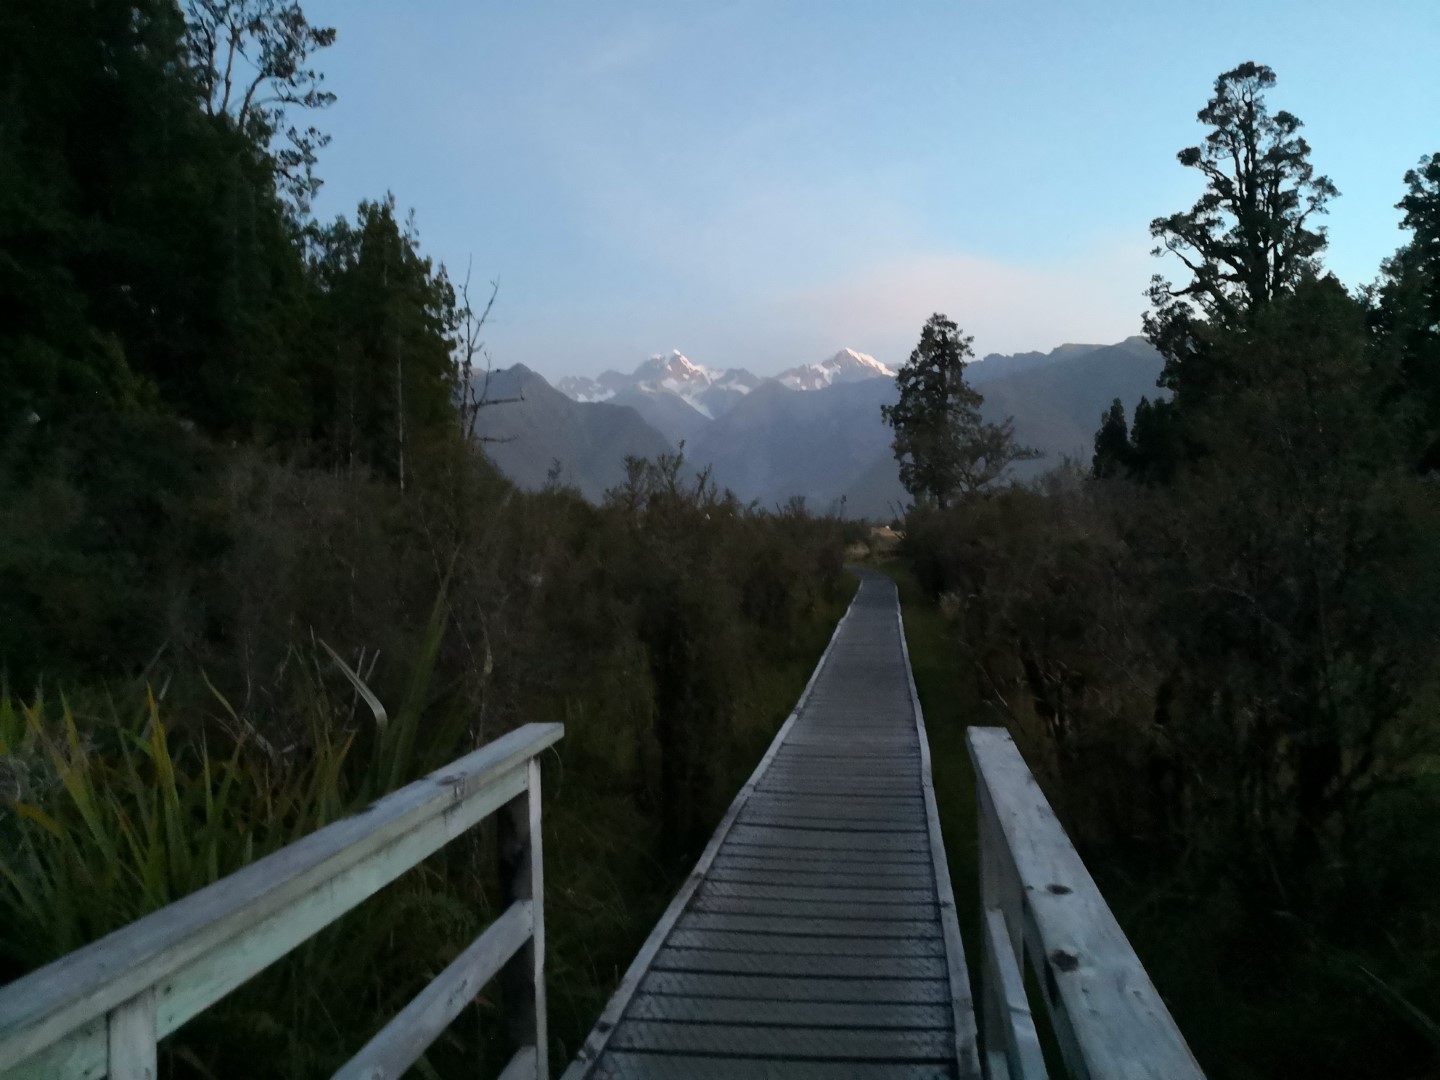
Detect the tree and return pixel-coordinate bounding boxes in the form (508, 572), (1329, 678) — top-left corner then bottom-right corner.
(1371, 152), (1440, 469)
(881, 314), (1037, 508)
(1091, 398), (1132, 479)
(1155, 274), (1430, 880)
(306, 197), (460, 481)
(184, 0), (337, 216)
(1145, 62), (1338, 406)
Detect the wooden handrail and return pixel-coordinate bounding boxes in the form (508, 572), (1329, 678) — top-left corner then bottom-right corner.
(0, 721), (563, 1080)
(967, 727), (1204, 1080)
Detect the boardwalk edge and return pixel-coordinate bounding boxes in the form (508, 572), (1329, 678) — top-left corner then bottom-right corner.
(892, 576), (984, 1080)
(559, 570), (863, 1079)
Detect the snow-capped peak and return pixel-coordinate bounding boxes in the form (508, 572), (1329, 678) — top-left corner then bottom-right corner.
(828, 348), (894, 377)
(634, 350), (718, 389)
(775, 349), (895, 391)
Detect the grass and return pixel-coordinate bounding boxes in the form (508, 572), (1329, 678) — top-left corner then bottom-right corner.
(0, 568), (869, 1075)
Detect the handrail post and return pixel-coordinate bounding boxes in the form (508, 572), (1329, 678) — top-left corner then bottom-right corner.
(978, 776), (1045, 1079)
(107, 990), (157, 1080)
(978, 786), (1006, 1079)
(499, 757), (547, 1078)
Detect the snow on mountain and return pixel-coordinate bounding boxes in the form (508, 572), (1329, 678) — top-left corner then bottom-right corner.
(555, 375), (614, 403)
(634, 350), (716, 389)
(774, 349), (895, 391)
(627, 351), (722, 417)
(555, 349), (891, 419)
(556, 351), (763, 420)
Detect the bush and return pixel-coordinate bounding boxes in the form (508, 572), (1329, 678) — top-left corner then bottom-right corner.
(0, 441), (852, 1076)
(899, 459), (1440, 1078)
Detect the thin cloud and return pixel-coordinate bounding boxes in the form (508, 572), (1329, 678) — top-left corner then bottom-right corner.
(769, 244), (1156, 363)
(502, 241), (1156, 380)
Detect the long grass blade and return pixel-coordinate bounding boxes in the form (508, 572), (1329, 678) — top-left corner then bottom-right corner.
(319, 638), (388, 733)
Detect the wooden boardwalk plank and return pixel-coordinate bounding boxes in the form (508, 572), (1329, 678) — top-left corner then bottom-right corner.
(624, 994), (952, 1029)
(709, 854), (932, 878)
(649, 948), (948, 980)
(566, 573), (979, 1080)
(639, 971), (953, 1004)
(589, 1053), (956, 1079)
(743, 796), (927, 814)
(677, 912), (942, 939)
(696, 882), (937, 905)
(664, 930), (946, 957)
(741, 800), (925, 814)
(724, 825), (932, 851)
(719, 843), (931, 865)
(607, 1022), (953, 1062)
(705, 867), (936, 890)
(736, 814), (929, 834)
(737, 810), (928, 825)
(689, 896), (937, 921)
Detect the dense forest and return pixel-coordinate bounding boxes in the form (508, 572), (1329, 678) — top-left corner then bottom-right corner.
(891, 63), (1440, 1080)
(0, 2), (854, 1073)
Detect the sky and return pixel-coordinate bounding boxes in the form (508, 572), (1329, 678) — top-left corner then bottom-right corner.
(305, 0), (1439, 380)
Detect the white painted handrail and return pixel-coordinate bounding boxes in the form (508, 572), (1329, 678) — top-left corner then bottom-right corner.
(0, 721), (563, 1080)
(968, 727), (1204, 1080)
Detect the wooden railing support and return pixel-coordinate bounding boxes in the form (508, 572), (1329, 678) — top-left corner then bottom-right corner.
(498, 756), (547, 1080)
(0, 723), (563, 1080)
(968, 727), (1205, 1080)
(106, 991), (157, 1080)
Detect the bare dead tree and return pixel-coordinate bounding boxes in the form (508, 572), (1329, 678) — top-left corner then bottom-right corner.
(455, 260), (522, 444)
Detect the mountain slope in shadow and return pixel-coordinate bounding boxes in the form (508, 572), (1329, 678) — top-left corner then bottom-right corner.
(469, 365), (674, 500)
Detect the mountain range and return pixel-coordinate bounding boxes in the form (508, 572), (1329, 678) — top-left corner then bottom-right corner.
(471, 338), (1165, 518)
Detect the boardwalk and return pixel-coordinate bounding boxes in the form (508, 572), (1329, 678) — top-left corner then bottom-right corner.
(565, 571), (979, 1079)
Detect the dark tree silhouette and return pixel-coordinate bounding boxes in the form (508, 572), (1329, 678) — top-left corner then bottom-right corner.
(881, 314), (1037, 507)
(1145, 62), (1338, 406)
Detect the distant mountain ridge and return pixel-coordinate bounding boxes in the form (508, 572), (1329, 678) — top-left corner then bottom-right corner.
(967, 341), (1110, 384)
(478, 337), (1165, 518)
(555, 347), (895, 414)
(556, 351), (761, 418)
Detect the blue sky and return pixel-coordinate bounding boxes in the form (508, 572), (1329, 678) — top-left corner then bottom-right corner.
(306, 0), (1438, 379)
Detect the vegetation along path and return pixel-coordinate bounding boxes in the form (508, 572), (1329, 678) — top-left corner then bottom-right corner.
(564, 569), (980, 1079)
